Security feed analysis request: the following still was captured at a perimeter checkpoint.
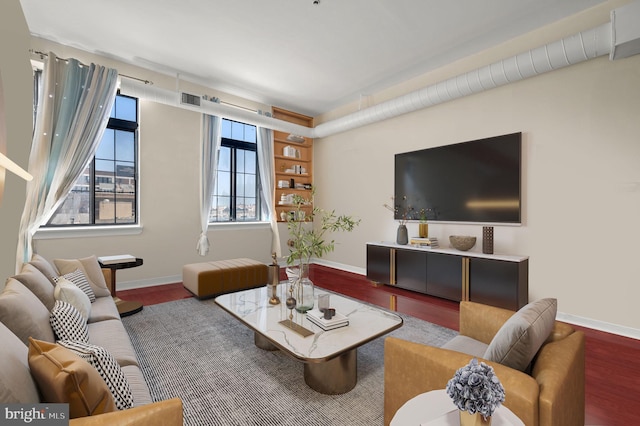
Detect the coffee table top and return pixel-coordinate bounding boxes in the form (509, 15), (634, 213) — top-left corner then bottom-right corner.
(215, 283), (403, 363)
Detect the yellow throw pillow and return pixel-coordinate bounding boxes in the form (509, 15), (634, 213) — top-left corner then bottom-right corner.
(27, 338), (117, 419)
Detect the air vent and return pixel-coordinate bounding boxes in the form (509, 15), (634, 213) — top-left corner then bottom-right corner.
(180, 92), (201, 107)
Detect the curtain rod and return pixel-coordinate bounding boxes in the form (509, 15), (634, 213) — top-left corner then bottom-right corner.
(29, 50), (153, 85)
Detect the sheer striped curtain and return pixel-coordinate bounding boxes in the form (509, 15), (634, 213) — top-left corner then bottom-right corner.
(16, 52), (118, 271)
(257, 126), (281, 257)
(197, 114), (222, 256)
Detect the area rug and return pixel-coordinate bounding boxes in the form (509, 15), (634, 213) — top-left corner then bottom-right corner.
(122, 296), (457, 426)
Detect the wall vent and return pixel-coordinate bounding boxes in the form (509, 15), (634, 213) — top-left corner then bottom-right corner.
(180, 92), (201, 107)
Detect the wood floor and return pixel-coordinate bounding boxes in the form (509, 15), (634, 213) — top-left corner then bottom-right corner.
(118, 264), (640, 426)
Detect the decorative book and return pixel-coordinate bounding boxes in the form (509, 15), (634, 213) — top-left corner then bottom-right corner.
(98, 254), (136, 265)
(306, 309), (349, 330)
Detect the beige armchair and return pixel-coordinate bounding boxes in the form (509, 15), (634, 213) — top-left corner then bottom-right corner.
(384, 301), (584, 426)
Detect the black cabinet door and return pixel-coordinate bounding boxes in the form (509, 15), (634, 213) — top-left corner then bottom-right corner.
(469, 257), (528, 310)
(395, 249), (428, 293)
(366, 244), (392, 284)
(426, 252), (463, 302)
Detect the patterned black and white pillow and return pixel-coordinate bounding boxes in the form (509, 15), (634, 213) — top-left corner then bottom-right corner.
(58, 340), (134, 410)
(49, 300), (89, 343)
(54, 269), (96, 303)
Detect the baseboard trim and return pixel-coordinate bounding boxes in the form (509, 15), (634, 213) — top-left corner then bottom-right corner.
(557, 312), (640, 341)
(117, 274), (182, 291)
(118, 261), (640, 341)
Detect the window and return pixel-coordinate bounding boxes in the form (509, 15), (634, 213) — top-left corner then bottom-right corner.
(210, 119), (261, 222)
(46, 94), (139, 226)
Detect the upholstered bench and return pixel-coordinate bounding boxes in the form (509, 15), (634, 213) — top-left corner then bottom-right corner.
(182, 258), (269, 299)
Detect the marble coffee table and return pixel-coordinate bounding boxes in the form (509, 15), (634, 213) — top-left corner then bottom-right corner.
(215, 283), (403, 394)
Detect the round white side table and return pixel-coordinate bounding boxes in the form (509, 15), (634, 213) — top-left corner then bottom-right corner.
(390, 390), (524, 426)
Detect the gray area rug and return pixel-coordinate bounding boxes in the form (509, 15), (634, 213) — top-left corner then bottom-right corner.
(122, 296), (457, 426)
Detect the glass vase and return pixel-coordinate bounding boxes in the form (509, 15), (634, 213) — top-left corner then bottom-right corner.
(285, 264), (315, 313)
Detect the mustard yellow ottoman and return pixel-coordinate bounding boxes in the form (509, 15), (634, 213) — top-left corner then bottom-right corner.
(182, 258), (269, 299)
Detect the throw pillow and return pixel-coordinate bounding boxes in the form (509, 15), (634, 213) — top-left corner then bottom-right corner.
(28, 338), (117, 418)
(54, 269), (96, 303)
(54, 256), (111, 298)
(0, 278), (55, 345)
(58, 340), (134, 410)
(28, 254), (60, 286)
(13, 263), (56, 310)
(50, 300), (89, 343)
(483, 298), (558, 371)
(54, 277), (92, 320)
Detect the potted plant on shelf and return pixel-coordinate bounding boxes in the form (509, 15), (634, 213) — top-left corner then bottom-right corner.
(285, 188), (360, 313)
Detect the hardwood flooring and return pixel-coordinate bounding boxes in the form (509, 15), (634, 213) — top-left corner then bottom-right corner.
(117, 264), (640, 426)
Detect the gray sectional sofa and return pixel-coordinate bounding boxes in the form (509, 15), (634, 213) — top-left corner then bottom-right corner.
(0, 254), (183, 425)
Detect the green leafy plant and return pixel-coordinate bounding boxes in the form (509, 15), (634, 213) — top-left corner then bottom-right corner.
(286, 189), (360, 266)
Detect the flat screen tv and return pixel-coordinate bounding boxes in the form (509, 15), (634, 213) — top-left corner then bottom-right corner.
(394, 132), (522, 224)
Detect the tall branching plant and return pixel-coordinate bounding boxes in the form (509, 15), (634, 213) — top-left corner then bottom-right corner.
(286, 189), (360, 266)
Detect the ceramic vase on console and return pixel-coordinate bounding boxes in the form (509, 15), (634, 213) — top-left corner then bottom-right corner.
(285, 263), (314, 313)
(419, 222), (428, 238)
(459, 411), (491, 426)
(396, 224), (408, 245)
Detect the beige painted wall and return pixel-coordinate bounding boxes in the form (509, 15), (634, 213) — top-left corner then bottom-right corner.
(12, 38), (278, 286)
(313, 1), (640, 331)
(0, 0), (32, 281)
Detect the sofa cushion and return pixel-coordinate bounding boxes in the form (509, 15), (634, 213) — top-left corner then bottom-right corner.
(483, 298), (557, 371)
(87, 319), (139, 367)
(0, 278), (55, 345)
(50, 300), (89, 343)
(120, 365), (153, 407)
(0, 322), (40, 403)
(55, 268), (96, 303)
(58, 340), (134, 410)
(29, 253), (60, 286)
(54, 277), (92, 320)
(28, 338), (117, 418)
(14, 263), (56, 310)
(442, 335), (489, 358)
(54, 256), (111, 298)
(88, 296), (121, 323)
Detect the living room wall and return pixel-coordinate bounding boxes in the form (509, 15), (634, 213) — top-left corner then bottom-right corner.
(312, 0), (640, 333)
(8, 36), (279, 288)
(0, 0), (32, 282)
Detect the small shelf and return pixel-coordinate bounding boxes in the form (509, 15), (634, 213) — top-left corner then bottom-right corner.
(272, 107), (313, 222)
(275, 155), (311, 162)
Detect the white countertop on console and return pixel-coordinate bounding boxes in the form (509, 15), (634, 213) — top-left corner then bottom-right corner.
(367, 241), (528, 263)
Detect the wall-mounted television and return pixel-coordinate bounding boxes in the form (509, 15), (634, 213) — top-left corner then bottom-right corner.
(394, 132), (522, 224)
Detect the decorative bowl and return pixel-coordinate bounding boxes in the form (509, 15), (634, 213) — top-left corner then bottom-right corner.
(449, 235), (476, 251)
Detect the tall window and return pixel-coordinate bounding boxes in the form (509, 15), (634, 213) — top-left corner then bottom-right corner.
(210, 119), (261, 222)
(46, 94), (139, 226)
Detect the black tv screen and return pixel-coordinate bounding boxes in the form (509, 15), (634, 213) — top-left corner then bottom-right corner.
(394, 132), (522, 224)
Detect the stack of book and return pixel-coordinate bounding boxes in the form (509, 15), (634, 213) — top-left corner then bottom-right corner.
(306, 309), (349, 331)
(97, 254), (136, 265)
(409, 237), (439, 248)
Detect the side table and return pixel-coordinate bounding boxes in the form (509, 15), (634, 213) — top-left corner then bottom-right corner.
(390, 390), (523, 426)
(99, 257), (144, 317)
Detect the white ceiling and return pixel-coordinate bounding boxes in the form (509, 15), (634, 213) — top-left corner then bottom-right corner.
(20, 0), (606, 117)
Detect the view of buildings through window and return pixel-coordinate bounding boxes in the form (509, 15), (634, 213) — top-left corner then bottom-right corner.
(210, 119), (261, 222)
(46, 94), (138, 226)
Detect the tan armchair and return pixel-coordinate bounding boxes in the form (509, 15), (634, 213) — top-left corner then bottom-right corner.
(69, 398), (183, 426)
(384, 301), (584, 426)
